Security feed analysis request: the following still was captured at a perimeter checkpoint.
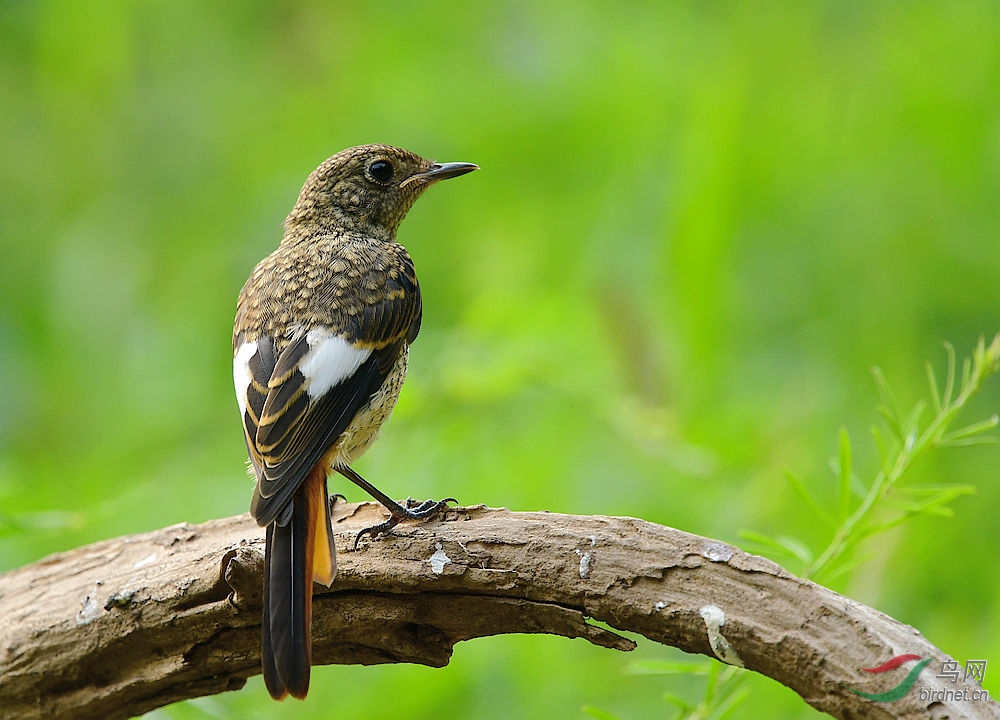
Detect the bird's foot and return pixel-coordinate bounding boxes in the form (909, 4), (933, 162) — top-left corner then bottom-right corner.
(353, 515), (401, 548)
(328, 492), (347, 512)
(353, 497), (456, 549)
(403, 496), (457, 517)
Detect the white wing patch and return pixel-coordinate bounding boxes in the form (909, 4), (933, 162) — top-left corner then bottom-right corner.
(300, 327), (372, 398)
(233, 341), (257, 419)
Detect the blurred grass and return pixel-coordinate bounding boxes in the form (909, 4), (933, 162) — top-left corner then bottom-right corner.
(1, 2), (998, 718)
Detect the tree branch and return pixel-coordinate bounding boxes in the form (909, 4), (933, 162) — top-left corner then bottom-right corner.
(0, 503), (993, 720)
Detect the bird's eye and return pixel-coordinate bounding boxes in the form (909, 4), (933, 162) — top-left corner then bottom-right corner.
(367, 160), (394, 185)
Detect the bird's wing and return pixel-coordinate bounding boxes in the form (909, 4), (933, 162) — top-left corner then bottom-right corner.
(234, 252), (421, 528)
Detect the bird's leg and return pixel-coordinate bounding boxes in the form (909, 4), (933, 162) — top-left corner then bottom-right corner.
(336, 465), (454, 548)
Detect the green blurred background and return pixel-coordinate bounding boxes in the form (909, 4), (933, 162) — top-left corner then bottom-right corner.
(2, 2), (998, 718)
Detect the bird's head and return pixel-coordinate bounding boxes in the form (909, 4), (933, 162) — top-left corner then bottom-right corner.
(285, 144), (477, 238)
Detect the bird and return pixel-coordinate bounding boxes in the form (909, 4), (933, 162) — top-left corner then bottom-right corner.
(232, 144), (477, 700)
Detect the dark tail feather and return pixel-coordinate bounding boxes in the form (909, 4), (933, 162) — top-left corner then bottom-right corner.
(261, 482), (317, 700)
(261, 523), (288, 699)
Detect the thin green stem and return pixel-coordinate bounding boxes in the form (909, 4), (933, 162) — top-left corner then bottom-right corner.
(807, 335), (1000, 580)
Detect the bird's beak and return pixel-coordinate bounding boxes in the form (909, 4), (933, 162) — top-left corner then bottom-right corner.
(425, 161), (479, 180)
(402, 161), (479, 188)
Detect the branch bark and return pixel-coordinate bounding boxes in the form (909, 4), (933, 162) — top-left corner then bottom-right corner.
(0, 503), (993, 720)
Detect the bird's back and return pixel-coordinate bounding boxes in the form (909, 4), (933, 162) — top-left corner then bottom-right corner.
(234, 231), (422, 353)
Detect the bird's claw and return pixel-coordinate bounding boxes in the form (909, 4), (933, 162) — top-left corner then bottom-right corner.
(353, 515), (401, 549)
(353, 497), (456, 549)
(328, 493), (348, 511)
